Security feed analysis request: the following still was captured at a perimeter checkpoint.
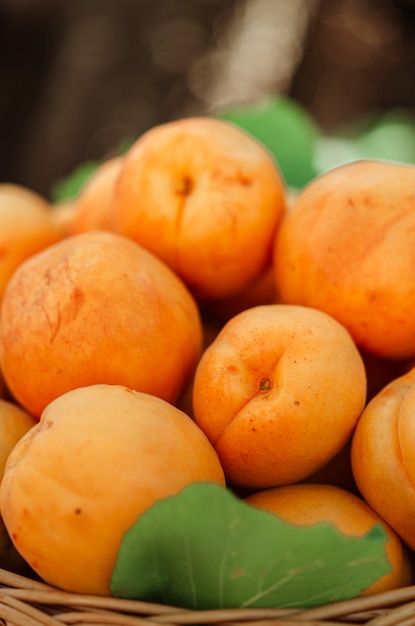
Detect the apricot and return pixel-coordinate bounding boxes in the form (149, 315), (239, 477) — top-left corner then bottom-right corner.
(0, 183), (61, 302)
(112, 117), (286, 300)
(273, 160), (415, 359)
(0, 384), (226, 594)
(0, 398), (37, 575)
(69, 156), (123, 235)
(351, 367), (415, 551)
(50, 199), (78, 239)
(192, 304), (367, 490)
(245, 483), (412, 595)
(0, 230), (203, 418)
(0, 398), (36, 480)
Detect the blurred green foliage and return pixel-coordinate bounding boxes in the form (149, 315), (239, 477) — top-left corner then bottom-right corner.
(50, 100), (415, 202)
(216, 97), (321, 190)
(314, 109), (415, 175)
(50, 161), (99, 203)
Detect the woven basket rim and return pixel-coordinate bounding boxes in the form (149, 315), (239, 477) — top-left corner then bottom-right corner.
(3, 568), (415, 626)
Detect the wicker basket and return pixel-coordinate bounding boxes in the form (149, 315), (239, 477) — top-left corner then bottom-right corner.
(3, 568), (415, 626)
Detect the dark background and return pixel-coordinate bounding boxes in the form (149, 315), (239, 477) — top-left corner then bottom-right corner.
(1, 0), (415, 198)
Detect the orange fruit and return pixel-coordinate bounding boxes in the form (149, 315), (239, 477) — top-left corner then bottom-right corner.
(50, 199), (78, 239)
(351, 367), (415, 551)
(0, 398), (36, 482)
(274, 160), (415, 359)
(0, 230), (203, 418)
(69, 156), (124, 234)
(0, 384), (225, 594)
(112, 117), (286, 300)
(0, 398), (37, 575)
(192, 304), (367, 489)
(0, 183), (61, 302)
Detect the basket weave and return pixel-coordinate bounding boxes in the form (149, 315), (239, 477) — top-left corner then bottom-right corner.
(2, 568), (415, 626)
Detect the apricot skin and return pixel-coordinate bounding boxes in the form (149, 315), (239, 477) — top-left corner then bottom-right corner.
(274, 160), (415, 359)
(192, 304), (367, 490)
(0, 399), (37, 480)
(112, 117), (286, 300)
(0, 230), (203, 418)
(69, 156), (124, 234)
(0, 184), (61, 302)
(351, 368), (415, 551)
(0, 399), (37, 575)
(246, 483), (412, 596)
(0, 384), (226, 595)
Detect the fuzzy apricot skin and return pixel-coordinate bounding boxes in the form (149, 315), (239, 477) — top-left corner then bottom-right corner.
(192, 304), (367, 490)
(351, 368), (415, 551)
(0, 399), (37, 480)
(246, 483), (412, 596)
(0, 399), (37, 575)
(0, 184), (61, 302)
(0, 384), (226, 595)
(0, 230), (203, 418)
(273, 160), (415, 359)
(69, 156), (124, 234)
(112, 117), (286, 300)
(50, 199), (78, 239)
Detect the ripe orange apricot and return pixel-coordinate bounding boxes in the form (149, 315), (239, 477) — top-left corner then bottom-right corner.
(351, 367), (415, 551)
(0, 230), (203, 418)
(245, 483), (412, 595)
(0, 384), (226, 594)
(0, 398), (36, 480)
(0, 183), (61, 302)
(50, 199), (78, 239)
(69, 156), (124, 234)
(0, 398), (37, 575)
(274, 160), (415, 359)
(112, 117), (286, 300)
(192, 304), (367, 490)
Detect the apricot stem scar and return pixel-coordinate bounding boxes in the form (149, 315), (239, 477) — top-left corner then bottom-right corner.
(258, 376), (272, 392)
(176, 175), (193, 196)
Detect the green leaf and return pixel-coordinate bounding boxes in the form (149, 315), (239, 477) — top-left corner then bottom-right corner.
(110, 482), (390, 610)
(50, 161), (100, 203)
(214, 97), (321, 190)
(314, 108), (415, 175)
(49, 136), (136, 204)
(355, 109), (415, 164)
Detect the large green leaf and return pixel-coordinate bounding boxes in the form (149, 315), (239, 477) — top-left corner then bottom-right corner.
(215, 97), (321, 190)
(110, 482), (390, 610)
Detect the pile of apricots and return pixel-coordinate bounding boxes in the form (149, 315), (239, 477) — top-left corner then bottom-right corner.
(1, 116), (415, 599)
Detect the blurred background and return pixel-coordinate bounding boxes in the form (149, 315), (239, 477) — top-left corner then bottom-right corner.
(1, 0), (415, 198)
